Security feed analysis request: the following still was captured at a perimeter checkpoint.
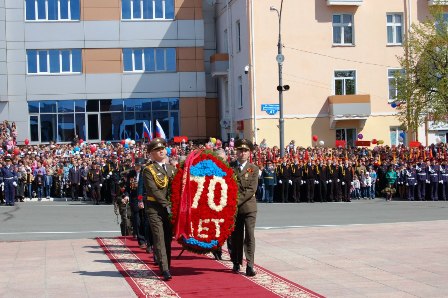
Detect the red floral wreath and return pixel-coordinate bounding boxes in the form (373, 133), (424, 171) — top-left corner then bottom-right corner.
(170, 150), (238, 254)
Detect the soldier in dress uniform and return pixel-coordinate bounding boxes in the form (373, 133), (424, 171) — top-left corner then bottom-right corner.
(143, 138), (176, 281)
(262, 160), (277, 203)
(405, 164), (417, 201)
(0, 156), (17, 206)
(340, 160), (352, 202)
(303, 159), (316, 203)
(316, 159), (328, 202)
(440, 160), (448, 201)
(428, 159), (440, 201)
(328, 159), (339, 202)
(416, 159), (428, 201)
(104, 156), (119, 205)
(276, 157), (291, 203)
(123, 158), (148, 248)
(88, 162), (103, 205)
(290, 158), (303, 203)
(230, 139), (258, 277)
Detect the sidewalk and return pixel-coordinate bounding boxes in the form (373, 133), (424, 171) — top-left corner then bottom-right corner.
(1, 220), (448, 297)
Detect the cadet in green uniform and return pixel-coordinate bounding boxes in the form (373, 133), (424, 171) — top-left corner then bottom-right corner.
(230, 139), (259, 277)
(143, 138), (176, 281)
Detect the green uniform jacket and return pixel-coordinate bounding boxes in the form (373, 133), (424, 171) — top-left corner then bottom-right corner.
(232, 162), (259, 214)
(142, 163), (176, 207)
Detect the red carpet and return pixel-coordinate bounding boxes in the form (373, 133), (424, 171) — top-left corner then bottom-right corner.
(97, 237), (324, 297)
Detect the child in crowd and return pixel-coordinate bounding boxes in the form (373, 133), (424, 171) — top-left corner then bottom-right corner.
(352, 175), (361, 200)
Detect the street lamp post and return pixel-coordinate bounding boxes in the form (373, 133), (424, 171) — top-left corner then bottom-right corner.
(270, 1), (288, 158)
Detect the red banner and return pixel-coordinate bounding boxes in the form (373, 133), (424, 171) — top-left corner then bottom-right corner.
(356, 141), (371, 147)
(335, 140), (346, 147)
(409, 141), (421, 148)
(174, 136), (188, 143)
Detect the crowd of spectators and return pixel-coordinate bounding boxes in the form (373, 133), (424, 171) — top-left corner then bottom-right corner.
(1, 132), (448, 204)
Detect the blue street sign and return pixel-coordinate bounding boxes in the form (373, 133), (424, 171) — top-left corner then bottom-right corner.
(261, 104), (279, 115)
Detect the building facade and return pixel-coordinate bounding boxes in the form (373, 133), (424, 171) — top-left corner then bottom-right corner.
(213, 0), (448, 147)
(0, 0), (219, 144)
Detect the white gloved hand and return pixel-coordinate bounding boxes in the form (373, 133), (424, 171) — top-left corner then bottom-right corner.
(326, 180), (329, 184)
(13, 181), (17, 187)
(88, 184), (91, 188)
(288, 180), (292, 185)
(351, 182), (354, 186)
(99, 184), (103, 187)
(278, 180), (282, 184)
(316, 181), (319, 184)
(166, 206), (171, 214)
(337, 179), (340, 182)
(342, 182), (345, 185)
(329, 179), (332, 183)
(426, 180), (430, 184)
(439, 181), (443, 184)
(406, 183), (409, 186)
(107, 175), (110, 179)
(109, 172), (113, 176)
(300, 180), (304, 185)
(0, 182), (4, 187)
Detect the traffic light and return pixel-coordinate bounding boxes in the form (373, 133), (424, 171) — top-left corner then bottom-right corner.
(276, 85), (290, 91)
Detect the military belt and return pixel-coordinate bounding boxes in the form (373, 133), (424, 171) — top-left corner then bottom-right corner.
(147, 196), (157, 202)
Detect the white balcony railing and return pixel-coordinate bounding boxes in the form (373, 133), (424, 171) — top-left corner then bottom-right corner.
(327, 0), (363, 6)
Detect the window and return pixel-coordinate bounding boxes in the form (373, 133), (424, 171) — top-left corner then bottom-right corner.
(390, 127), (405, 145)
(334, 70), (356, 95)
(236, 21), (241, 52)
(30, 115), (39, 142)
(25, 0), (80, 21)
(28, 98), (180, 142)
(387, 13), (403, 45)
(27, 49), (82, 74)
(333, 14), (353, 45)
(435, 13), (448, 33)
(238, 76), (243, 108)
(123, 48), (176, 72)
(388, 68), (404, 102)
(122, 0), (174, 20)
(336, 128), (357, 147)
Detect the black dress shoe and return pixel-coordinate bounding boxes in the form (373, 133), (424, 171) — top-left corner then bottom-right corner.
(232, 263), (240, 273)
(162, 270), (172, 281)
(246, 266), (257, 277)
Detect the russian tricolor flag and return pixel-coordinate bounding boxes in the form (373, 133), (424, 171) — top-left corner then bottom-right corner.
(155, 120), (166, 139)
(143, 121), (152, 141)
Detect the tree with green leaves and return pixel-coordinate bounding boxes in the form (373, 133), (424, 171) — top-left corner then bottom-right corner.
(394, 7), (448, 141)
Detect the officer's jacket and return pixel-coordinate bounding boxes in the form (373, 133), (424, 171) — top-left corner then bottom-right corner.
(231, 161), (259, 214)
(143, 162), (175, 208)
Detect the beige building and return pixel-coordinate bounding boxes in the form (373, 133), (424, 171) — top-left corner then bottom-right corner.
(211, 0), (448, 147)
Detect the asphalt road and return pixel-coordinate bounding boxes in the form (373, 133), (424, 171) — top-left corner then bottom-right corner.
(1, 199), (447, 241)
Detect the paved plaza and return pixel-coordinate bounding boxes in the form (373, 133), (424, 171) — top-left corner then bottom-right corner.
(0, 200), (447, 297)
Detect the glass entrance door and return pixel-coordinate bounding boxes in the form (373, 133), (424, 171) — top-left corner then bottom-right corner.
(87, 113), (100, 142)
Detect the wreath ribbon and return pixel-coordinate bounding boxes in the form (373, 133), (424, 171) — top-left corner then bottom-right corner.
(174, 149), (204, 240)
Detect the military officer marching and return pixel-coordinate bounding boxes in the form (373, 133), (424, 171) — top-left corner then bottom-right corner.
(143, 138), (176, 281)
(230, 139), (259, 277)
